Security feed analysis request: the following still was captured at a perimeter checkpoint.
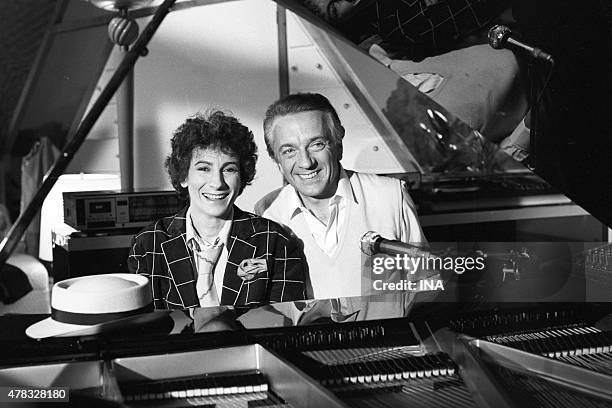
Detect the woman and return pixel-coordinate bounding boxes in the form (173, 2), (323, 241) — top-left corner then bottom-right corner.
(128, 111), (307, 309)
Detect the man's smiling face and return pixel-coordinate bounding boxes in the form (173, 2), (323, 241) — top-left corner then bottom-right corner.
(270, 110), (341, 202)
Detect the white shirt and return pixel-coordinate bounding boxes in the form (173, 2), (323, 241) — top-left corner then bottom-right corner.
(185, 206), (232, 306)
(285, 168), (355, 256)
(258, 169), (427, 299)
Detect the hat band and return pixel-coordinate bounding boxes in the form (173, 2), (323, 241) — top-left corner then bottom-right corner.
(51, 303), (154, 325)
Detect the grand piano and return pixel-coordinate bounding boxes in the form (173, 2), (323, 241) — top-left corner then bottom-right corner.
(1, 293), (612, 407)
(1, 1), (612, 407)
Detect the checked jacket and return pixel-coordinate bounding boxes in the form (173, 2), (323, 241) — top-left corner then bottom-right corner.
(128, 206), (307, 309)
(338, 0), (510, 60)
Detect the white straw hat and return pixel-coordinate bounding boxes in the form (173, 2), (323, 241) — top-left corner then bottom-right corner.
(26, 273), (154, 339)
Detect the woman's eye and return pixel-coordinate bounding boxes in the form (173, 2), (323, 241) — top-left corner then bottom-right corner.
(197, 166), (210, 172)
(224, 167), (239, 173)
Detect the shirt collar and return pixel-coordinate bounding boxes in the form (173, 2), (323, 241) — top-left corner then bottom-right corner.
(185, 206), (233, 249)
(287, 166), (357, 219)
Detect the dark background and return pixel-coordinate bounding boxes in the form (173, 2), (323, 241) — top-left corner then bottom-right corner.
(512, 0), (612, 227)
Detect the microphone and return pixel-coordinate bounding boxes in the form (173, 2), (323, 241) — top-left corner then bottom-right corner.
(360, 231), (432, 258)
(488, 25), (554, 64)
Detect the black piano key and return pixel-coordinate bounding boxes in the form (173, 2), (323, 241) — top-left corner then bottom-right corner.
(366, 360), (384, 383)
(322, 364), (337, 386)
(385, 358), (405, 381)
(396, 357), (418, 379)
(330, 362), (350, 385)
(355, 361), (372, 383)
(434, 353), (451, 376)
(411, 355), (430, 378)
(423, 353), (443, 377)
(187, 377), (200, 398)
(582, 327), (604, 354)
(437, 353), (457, 376)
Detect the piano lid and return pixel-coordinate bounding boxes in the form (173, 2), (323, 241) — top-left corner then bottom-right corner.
(0, 0), (523, 267)
(273, 0), (612, 228)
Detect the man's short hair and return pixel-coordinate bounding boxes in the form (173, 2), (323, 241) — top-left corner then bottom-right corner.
(165, 110), (257, 197)
(263, 93), (344, 160)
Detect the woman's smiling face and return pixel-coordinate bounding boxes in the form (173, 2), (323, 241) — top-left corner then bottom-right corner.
(180, 147), (241, 220)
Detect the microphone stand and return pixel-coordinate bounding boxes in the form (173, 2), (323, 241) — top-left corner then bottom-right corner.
(526, 57), (554, 172)
(527, 60), (538, 171)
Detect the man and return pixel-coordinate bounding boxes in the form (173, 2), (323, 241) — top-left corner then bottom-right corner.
(255, 93), (428, 299)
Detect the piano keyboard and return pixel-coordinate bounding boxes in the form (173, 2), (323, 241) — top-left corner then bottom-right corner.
(313, 353), (456, 385)
(333, 377), (475, 408)
(450, 308), (588, 336)
(296, 347), (475, 408)
(303, 345), (425, 365)
(482, 322), (612, 379)
(487, 363), (612, 408)
(556, 352), (612, 376)
(120, 371), (290, 407)
(473, 314), (612, 384)
(485, 325), (612, 358)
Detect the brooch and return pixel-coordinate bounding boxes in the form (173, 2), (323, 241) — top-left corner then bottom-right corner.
(237, 258), (267, 281)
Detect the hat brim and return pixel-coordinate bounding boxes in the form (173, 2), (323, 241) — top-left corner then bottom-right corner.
(26, 310), (174, 339)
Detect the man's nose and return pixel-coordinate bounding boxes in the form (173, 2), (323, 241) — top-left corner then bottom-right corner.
(296, 149), (316, 168)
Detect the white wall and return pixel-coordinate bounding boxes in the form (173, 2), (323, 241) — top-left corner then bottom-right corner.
(132, 0), (283, 211)
(74, 0), (401, 209)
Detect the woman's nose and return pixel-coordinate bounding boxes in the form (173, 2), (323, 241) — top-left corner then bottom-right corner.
(208, 170), (227, 189)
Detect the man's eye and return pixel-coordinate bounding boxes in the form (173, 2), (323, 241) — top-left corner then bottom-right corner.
(309, 141), (327, 151)
(281, 147), (296, 157)
(197, 167), (210, 172)
(224, 167), (239, 173)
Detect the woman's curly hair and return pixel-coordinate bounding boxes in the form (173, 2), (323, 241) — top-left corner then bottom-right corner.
(165, 111), (258, 197)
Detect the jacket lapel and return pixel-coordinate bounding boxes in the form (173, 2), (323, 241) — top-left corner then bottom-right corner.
(161, 206), (199, 308)
(220, 206), (257, 305)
